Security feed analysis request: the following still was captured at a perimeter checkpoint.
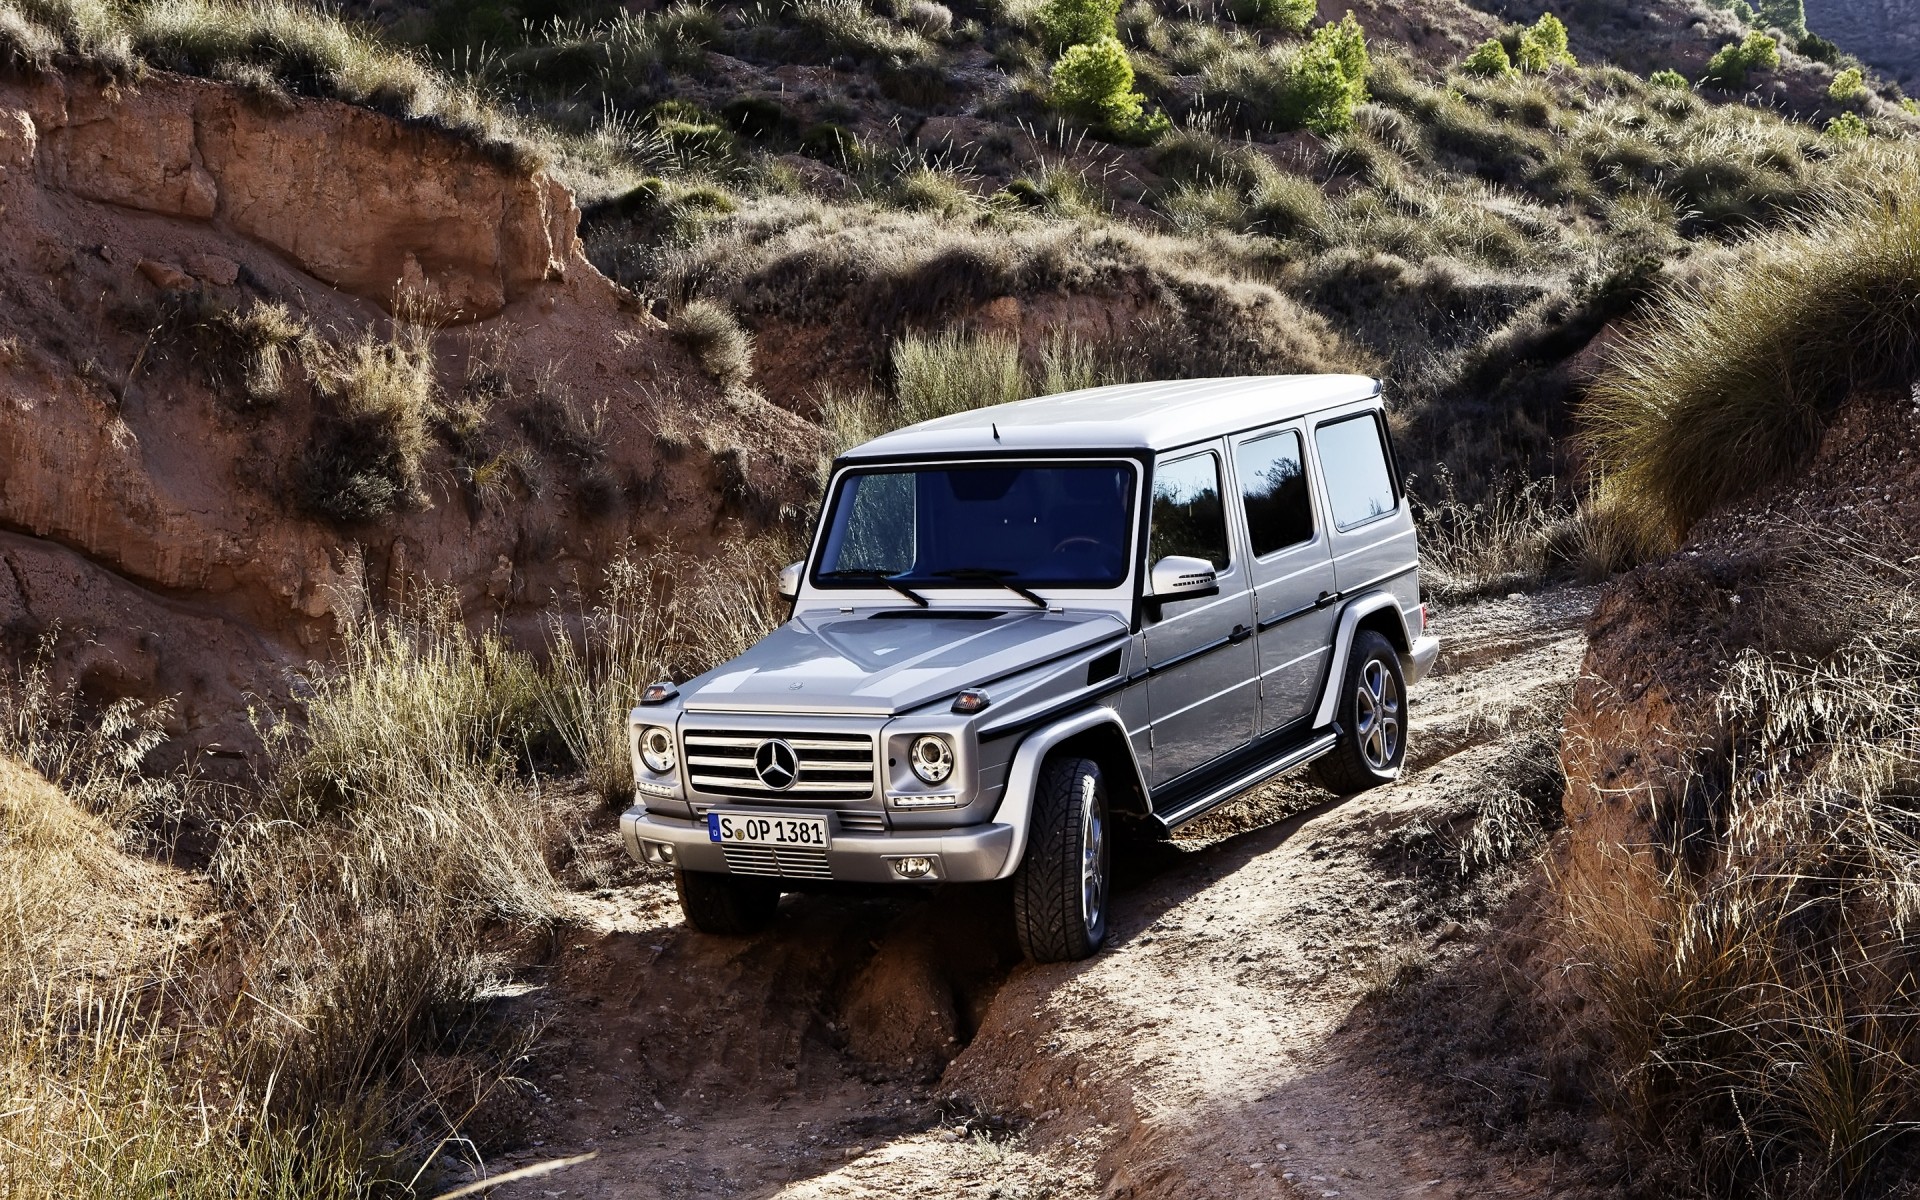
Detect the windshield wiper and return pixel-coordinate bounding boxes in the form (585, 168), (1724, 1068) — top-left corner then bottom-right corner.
(931, 568), (1048, 609)
(817, 570), (929, 607)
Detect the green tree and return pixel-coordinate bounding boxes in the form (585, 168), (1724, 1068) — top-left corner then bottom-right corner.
(1462, 38), (1513, 77)
(1515, 12), (1574, 73)
(1035, 0), (1122, 51)
(1050, 36), (1170, 142)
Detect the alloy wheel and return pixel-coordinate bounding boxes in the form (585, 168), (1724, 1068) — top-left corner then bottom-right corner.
(1355, 656), (1402, 771)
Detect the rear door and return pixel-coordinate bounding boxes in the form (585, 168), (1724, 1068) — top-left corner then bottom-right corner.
(1312, 409), (1416, 597)
(1229, 425), (1338, 734)
(1142, 445), (1258, 785)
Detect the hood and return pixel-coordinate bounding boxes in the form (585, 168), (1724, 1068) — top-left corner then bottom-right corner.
(680, 608), (1128, 716)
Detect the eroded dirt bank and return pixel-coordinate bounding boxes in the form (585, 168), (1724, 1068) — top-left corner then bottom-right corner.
(462, 585), (1595, 1200)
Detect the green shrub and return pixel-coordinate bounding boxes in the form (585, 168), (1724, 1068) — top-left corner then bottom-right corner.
(1514, 12), (1574, 74)
(1582, 187), (1920, 550)
(1905, 98), (1920, 116)
(1462, 38), (1513, 78)
(1828, 65), (1867, 102)
(1035, 0), (1121, 50)
(1648, 67), (1689, 90)
(1225, 0), (1314, 33)
(1825, 111), (1870, 141)
(1268, 14), (1370, 134)
(1050, 36), (1169, 142)
(1323, 11), (1370, 104)
(1705, 30), (1778, 88)
(1280, 36), (1358, 133)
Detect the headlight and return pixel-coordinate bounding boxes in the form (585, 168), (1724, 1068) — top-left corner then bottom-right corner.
(638, 726), (676, 774)
(908, 735), (954, 785)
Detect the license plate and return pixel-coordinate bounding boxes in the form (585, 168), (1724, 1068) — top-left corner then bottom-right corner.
(706, 811), (832, 849)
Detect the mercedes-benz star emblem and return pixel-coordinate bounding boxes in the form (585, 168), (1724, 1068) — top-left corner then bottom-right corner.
(754, 738), (800, 791)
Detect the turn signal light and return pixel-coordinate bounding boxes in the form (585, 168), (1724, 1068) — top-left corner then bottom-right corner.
(640, 680), (679, 705)
(951, 689), (990, 714)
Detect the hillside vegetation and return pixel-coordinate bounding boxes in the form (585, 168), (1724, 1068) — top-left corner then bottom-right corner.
(0, 0), (1918, 1193)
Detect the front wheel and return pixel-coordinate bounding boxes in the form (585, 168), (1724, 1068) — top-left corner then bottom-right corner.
(675, 868), (781, 936)
(1311, 629), (1408, 795)
(1013, 755), (1111, 962)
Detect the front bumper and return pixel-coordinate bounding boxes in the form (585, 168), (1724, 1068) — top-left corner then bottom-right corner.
(1405, 634), (1441, 685)
(619, 807), (1016, 884)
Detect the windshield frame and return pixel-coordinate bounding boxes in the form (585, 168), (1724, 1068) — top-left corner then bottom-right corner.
(807, 455), (1146, 595)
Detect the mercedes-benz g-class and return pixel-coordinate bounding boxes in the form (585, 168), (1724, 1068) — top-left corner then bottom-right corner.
(621, 375), (1438, 961)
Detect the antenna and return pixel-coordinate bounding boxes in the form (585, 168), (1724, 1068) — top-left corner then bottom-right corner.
(992, 422), (1001, 441)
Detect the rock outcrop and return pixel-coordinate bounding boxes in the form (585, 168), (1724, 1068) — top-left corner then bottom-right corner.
(0, 66), (820, 768)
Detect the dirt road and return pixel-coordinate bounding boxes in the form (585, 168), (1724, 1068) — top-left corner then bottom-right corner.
(477, 586), (1596, 1200)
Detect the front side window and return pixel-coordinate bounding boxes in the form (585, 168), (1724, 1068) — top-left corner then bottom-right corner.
(1316, 413), (1397, 531)
(1148, 452), (1229, 569)
(1237, 430), (1314, 557)
(814, 461), (1136, 589)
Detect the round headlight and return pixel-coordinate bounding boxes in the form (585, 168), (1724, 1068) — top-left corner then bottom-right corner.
(638, 726), (677, 774)
(908, 735), (954, 785)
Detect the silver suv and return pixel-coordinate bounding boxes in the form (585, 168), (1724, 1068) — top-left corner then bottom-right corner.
(621, 375), (1439, 961)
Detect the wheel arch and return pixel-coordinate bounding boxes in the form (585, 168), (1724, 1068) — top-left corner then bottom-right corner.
(988, 707), (1148, 881)
(1310, 592), (1412, 730)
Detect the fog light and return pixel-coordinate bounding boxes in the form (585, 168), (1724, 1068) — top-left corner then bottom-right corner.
(889, 855), (937, 880)
(641, 840), (677, 865)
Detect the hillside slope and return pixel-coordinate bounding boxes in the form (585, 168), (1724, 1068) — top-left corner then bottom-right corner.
(0, 65), (819, 763)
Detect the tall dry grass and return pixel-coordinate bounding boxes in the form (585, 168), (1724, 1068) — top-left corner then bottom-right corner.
(540, 542), (787, 804)
(1582, 151), (1920, 558)
(1559, 539), (1920, 1195)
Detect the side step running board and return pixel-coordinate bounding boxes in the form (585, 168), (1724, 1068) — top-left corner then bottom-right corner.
(1150, 732), (1339, 831)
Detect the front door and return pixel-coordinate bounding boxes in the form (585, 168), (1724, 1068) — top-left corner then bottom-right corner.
(1142, 446), (1258, 786)
(1230, 426), (1339, 734)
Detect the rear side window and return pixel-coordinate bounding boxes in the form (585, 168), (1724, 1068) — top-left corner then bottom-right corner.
(1236, 430), (1314, 557)
(1149, 452), (1229, 569)
(1315, 414), (1397, 530)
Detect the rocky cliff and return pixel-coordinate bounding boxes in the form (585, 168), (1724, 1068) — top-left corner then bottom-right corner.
(0, 67), (820, 769)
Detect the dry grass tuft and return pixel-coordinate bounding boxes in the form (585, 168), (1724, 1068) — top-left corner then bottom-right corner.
(1583, 155), (1920, 556)
(539, 542), (786, 804)
(670, 299), (755, 390)
(300, 319), (441, 523)
(1414, 468), (1566, 601)
(1559, 540), (1920, 1194)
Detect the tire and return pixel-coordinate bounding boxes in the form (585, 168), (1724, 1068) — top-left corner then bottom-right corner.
(1013, 755), (1111, 963)
(675, 868), (781, 936)
(1311, 629), (1408, 796)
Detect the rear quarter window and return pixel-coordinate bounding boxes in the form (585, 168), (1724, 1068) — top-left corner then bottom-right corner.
(1315, 413), (1397, 531)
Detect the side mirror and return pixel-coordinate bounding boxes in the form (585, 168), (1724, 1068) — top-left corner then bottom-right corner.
(777, 561), (803, 601)
(1148, 555), (1220, 604)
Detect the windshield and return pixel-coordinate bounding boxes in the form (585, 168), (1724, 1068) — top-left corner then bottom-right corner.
(813, 461), (1138, 590)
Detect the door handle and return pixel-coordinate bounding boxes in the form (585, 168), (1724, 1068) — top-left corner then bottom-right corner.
(1229, 624), (1252, 644)
(1315, 590), (1336, 608)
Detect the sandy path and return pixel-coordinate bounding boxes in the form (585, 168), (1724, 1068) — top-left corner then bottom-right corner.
(475, 586), (1595, 1200)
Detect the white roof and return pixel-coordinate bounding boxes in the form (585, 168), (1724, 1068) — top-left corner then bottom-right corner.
(839, 374), (1382, 461)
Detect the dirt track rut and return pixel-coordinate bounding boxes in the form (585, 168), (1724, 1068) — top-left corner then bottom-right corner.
(480, 586), (1596, 1200)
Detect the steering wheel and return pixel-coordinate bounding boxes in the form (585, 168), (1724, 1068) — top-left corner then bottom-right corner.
(1051, 536), (1105, 555)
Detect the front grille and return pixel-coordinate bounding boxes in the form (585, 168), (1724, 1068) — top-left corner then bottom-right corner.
(684, 730), (875, 801)
(723, 844), (833, 880)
